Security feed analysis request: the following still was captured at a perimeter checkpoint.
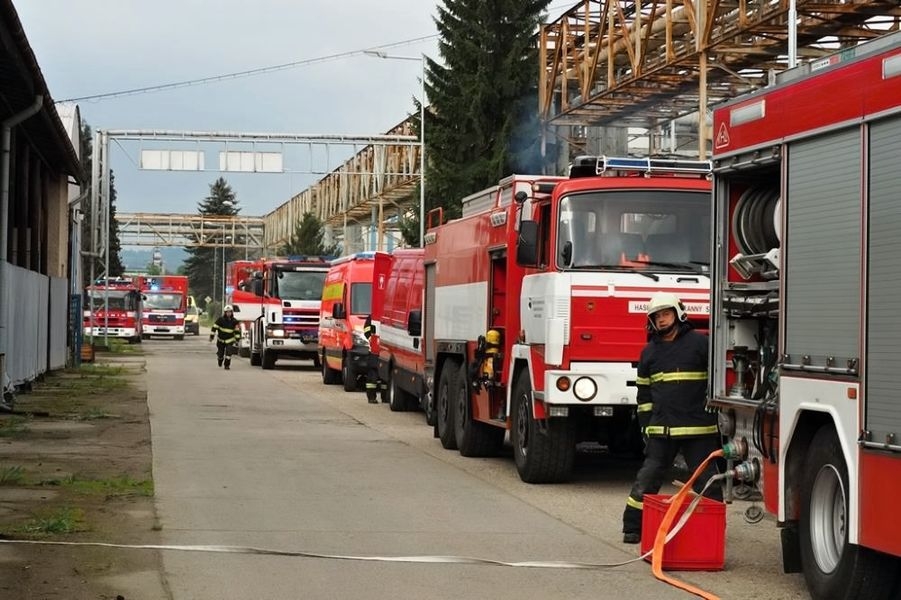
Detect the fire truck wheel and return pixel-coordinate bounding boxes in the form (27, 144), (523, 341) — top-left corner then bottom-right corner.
(322, 353), (340, 385)
(250, 351), (262, 367)
(262, 349), (276, 370)
(511, 371), (576, 484)
(436, 361), (459, 450)
(388, 374), (409, 412)
(341, 358), (357, 392)
(800, 425), (899, 599)
(453, 363), (504, 457)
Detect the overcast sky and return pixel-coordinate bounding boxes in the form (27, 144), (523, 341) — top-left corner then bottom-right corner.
(15, 1), (573, 219)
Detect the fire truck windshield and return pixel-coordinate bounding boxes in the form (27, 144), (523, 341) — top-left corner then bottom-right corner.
(87, 290), (134, 311)
(349, 282), (372, 315)
(556, 190), (710, 271)
(143, 293), (183, 310)
(273, 270), (326, 300)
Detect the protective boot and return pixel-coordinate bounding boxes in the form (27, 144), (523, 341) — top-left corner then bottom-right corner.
(224, 359), (231, 370)
(217, 358), (223, 367)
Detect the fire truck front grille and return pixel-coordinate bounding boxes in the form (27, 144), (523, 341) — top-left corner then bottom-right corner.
(148, 314), (175, 323)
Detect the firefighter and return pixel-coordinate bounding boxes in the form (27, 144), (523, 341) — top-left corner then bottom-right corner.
(621, 292), (722, 544)
(210, 305), (240, 370)
(363, 314), (381, 404)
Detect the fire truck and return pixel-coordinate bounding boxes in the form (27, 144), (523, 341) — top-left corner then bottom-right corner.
(708, 32), (901, 599)
(83, 277), (143, 343)
(247, 256), (330, 370)
(423, 159), (712, 483)
(136, 275), (189, 340)
(225, 259), (263, 357)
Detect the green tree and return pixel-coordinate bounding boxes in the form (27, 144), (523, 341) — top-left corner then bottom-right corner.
(282, 212), (339, 256)
(425, 0), (551, 219)
(182, 178), (240, 309)
(79, 122), (126, 286)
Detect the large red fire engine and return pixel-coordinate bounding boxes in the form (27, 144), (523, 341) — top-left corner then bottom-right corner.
(226, 259), (263, 357)
(709, 32), (901, 599)
(135, 275), (189, 340)
(247, 256), (330, 370)
(83, 277), (143, 343)
(423, 159), (712, 483)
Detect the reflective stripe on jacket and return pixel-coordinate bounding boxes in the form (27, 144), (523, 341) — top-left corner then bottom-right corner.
(636, 322), (717, 438)
(212, 316), (241, 344)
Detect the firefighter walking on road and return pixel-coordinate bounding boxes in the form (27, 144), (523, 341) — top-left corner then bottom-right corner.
(363, 314), (382, 404)
(210, 305), (240, 370)
(621, 292), (722, 544)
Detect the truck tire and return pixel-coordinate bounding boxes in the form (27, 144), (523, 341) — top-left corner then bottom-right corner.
(388, 373), (409, 412)
(341, 357), (357, 392)
(250, 351), (262, 367)
(239, 347), (250, 359)
(261, 349), (276, 370)
(510, 370), (576, 483)
(453, 363), (504, 457)
(436, 361), (459, 450)
(322, 352), (340, 384)
(800, 425), (899, 599)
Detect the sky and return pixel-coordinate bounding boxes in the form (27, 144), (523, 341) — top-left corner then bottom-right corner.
(15, 1), (577, 220)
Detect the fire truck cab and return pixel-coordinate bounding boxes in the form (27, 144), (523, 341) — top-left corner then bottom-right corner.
(83, 277), (143, 343)
(137, 275), (189, 340)
(248, 257), (330, 370)
(709, 31), (901, 599)
(424, 160), (712, 483)
(226, 259), (263, 357)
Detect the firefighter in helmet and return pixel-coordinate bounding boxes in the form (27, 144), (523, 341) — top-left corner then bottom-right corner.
(210, 305), (240, 370)
(621, 292), (722, 544)
(363, 314), (384, 404)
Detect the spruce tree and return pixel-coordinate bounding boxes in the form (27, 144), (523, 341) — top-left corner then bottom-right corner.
(182, 178), (240, 308)
(282, 212), (339, 257)
(425, 0), (550, 219)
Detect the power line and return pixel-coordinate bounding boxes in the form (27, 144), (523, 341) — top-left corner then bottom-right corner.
(61, 34), (438, 103)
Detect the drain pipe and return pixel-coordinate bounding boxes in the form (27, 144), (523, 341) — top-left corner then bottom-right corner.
(1, 96), (44, 400)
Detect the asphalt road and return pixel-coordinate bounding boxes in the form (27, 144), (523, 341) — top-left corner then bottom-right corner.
(142, 332), (809, 600)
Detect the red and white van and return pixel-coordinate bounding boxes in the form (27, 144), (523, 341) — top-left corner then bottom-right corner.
(319, 252), (391, 392)
(376, 249), (426, 413)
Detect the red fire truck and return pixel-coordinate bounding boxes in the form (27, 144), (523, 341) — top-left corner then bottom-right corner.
(424, 160), (712, 483)
(247, 256), (331, 370)
(136, 275), (189, 340)
(83, 277), (143, 343)
(709, 32), (901, 599)
(226, 259), (263, 357)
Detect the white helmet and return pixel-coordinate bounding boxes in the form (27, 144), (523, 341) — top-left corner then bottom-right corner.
(646, 292), (686, 332)
(223, 305), (234, 312)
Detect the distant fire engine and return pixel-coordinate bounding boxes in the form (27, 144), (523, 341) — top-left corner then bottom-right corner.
(423, 157), (712, 483)
(709, 31), (901, 599)
(136, 275), (189, 340)
(226, 259), (263, 357)
(83, 277), (143, 343)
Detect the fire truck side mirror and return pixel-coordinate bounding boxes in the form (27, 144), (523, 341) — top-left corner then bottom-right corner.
(407, 310), (422, 337)
(251, 279), (264, 297)
(516, 220), (540, 267)
(333, 302), (346, 320)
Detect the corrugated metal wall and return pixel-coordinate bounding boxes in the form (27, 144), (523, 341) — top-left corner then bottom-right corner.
(2, 263), (69, 385)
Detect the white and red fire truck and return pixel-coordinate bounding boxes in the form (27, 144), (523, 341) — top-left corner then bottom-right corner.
(247, 256), (330, 370)
(226, 259), (263, 357)
(83, 277), (143, 343)
(136, 275), (190, 340)
(423, 158), (712, 483)
(709, 31), (901, 599)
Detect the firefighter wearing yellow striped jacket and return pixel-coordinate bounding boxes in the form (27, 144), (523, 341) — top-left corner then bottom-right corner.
(621, 292), (721, 544)
(210, 305), (240, 370)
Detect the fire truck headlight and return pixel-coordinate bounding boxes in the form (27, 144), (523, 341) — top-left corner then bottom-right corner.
(352, 330), (370, 349)
(268, 327), (285, 338)
(572, 377), (598, 401)
(555, 377), (571, 392)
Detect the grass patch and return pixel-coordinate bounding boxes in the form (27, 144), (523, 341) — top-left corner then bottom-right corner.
(0, 416), (30, 438)
(42, 473), (154, 499)
(76, 407), (114, 421)
(12, 507), (86, 536)
(68, 363), (125, 377)
(0, 465), (26, 485)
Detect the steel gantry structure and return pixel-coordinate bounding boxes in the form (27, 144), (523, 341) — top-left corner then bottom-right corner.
(539, 0), (901, 157)
(94, 128), (419, 273)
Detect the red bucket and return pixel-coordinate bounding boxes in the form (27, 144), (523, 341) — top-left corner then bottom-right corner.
(640, 493), (726, 571)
